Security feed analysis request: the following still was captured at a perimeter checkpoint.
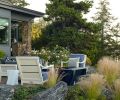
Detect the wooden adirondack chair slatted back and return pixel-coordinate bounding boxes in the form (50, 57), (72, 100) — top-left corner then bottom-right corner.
(16, 57), (43, 85)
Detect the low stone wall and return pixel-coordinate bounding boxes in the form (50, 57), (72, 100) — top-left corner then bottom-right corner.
(0, 85), (15, 100)
(0, 81), (67, 100)
(32, 81), (68, 100)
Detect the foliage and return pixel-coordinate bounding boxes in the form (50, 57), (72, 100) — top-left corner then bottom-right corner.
(65, 58), (120, 99)
(97, 57), (120, 86)
(12, 85), (46, 100)
(31, 45), (70, 66)
(79, 73), (105, 100)
(32, 47), (51, 61)
(0, 50), (5, 58)
(113, 79), (120, 100)
(36, 0), (101, 65)
(65, 85), (84, 100)
(93, 0), (120, 59)
(32, 19), (47, 43)
(110, 23), (120, 59)
(45, 67), (63, 88)
(8, 0), (29, 7)
(49, 45), (70, 65)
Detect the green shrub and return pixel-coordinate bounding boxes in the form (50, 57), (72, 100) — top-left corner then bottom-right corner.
(65, 85), (84, 100)
(12, 85), (46, 100)
(0, 50), (5, 58)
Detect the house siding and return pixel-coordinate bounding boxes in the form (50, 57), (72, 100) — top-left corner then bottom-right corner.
(0, 8), (11, 56)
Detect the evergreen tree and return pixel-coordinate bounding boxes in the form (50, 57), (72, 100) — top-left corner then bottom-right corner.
(39, 0), (101, 64)
(110, 23), (120, 59)
(93, 0), (119, 57)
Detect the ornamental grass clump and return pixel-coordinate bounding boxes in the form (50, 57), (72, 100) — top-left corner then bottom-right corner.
(97, 57), (120, 86)
(46, 67), (64, 88)
(46, 67), (65, 88)
(79, 73), (105, 100)
(113, 79), (120, 100)
(46, 67), (58, 88)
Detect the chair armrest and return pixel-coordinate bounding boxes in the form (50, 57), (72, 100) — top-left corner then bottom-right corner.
(77, 61), (85, 64)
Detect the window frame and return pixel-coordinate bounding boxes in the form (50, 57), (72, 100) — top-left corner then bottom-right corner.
(0, 17), (9, 44)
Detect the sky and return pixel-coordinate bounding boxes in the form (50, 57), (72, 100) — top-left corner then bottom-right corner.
(26, 0), (120, 21)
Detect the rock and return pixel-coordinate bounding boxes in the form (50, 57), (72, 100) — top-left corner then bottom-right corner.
(32, 81), (68, 100)
(0, 85), (15, 100)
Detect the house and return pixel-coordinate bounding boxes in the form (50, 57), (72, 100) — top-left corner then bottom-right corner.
(0, 0), (44, 56)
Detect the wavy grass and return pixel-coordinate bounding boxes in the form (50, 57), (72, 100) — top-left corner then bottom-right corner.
(97, 57), (120, 86)
(46, 67), (58, 88)
(79, 73), (105, 100)
(113, 79), (120, 100)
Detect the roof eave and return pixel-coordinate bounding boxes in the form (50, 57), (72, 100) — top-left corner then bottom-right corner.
(0, 3), (44, 17)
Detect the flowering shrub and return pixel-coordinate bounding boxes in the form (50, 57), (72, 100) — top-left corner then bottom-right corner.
(31, 48), (51, 61)
(31, 45), (70, 66)
(31, 49), (39, 56)
(38, 48), (51, 61)
(49, 45), (70, 65)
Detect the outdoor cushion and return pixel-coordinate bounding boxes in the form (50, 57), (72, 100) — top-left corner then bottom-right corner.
(68, 58), (80, 68)
(70, 54), (86, 67)
(70, 54), (85, 62)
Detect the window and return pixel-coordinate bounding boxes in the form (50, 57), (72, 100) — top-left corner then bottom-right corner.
(0, 18), (9, 44)
(11, 21), (22, 43)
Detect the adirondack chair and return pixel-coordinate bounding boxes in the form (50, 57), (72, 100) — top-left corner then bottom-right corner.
(16, 56), (48, 85)
(60, 54), (87, 85)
